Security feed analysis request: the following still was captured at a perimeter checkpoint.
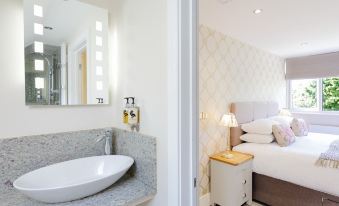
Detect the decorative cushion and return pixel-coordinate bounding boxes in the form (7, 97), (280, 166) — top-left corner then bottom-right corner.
(240, 133), (275, 144)
(272, 124), (296, 147)
(291, 118), (309, 136)
(241, 119), (279, 135)
(269, 116), (294, 127)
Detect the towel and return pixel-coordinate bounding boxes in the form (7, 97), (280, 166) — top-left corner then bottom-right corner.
(316, 139), (339, 169)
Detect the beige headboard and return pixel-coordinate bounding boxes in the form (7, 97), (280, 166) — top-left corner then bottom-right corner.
(230, 101), (279, 147)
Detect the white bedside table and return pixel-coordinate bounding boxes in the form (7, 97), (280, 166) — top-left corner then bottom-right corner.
(210, 151), (254, 206)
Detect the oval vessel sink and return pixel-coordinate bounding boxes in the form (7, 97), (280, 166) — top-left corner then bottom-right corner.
(13, 155), (134, 203)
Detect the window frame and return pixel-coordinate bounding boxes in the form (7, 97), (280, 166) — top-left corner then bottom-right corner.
(288, 78), (339, 114)
(288, 78), (320, 112)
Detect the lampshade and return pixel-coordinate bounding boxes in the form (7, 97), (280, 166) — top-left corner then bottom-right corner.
(220, 113), (238, 127)
(279, 108), (292, 116)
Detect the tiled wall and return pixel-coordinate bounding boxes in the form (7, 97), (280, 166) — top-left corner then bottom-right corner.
(199, 25), (286, 196)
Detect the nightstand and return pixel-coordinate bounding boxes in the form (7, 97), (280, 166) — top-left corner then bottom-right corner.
(210, 150), (254, 206)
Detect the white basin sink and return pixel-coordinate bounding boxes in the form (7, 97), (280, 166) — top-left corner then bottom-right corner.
(13, 155), (134, 203)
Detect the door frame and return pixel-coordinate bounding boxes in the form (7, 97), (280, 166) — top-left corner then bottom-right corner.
(67, 32), (89, 105)
(74, 44), (87, 104)
(167, 0), (198, 205)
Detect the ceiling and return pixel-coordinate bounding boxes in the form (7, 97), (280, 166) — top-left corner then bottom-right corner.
(199, 0), (339, 58)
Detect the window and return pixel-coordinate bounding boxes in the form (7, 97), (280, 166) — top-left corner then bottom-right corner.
(323, 77), (339, 111)
(290, 77), (339, 112)
(290, 79), (318, 111)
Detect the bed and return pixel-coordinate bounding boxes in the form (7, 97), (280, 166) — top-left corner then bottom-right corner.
(229, 102), (339, 206)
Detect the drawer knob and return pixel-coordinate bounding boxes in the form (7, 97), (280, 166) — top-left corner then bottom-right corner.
(242, 180), (247, 184)
(242, 193), (247, 198)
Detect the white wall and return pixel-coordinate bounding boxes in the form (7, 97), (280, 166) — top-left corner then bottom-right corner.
(0, 0), (168, 205)
(107, 0), (168, 205)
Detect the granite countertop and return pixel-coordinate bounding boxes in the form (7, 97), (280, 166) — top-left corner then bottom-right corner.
(0, 128), (157, 206)
(0, 176), (156, 206)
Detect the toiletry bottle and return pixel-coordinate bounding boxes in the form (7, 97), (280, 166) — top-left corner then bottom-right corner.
(123, 97), (130, 124)
(128, 97), (139, 125)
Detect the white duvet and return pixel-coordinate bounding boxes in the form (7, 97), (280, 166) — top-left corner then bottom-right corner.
(233, 132), (339, 196)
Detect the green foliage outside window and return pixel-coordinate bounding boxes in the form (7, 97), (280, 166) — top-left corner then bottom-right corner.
(323, 77), (339, 111)
(291, 77), (339, 111)
(291, 79), (317, 109)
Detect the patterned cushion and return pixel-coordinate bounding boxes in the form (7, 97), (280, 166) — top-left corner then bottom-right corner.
(291, 118), (309, 136)
(272, 124), (296, 147)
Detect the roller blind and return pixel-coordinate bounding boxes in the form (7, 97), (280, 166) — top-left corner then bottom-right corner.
(285, 51), (339, 79)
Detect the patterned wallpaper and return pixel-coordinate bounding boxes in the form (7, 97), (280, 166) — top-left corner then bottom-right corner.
(199, 25), (286, 197)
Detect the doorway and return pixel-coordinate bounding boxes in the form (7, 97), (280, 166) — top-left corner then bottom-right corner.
(78, 47), (87, 105)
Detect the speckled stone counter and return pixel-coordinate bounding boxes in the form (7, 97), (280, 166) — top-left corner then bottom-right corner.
(0, 128), (157, 206)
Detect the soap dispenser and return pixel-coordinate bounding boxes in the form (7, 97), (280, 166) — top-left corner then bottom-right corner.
(123, 97), (130, 124)
(128, 97), (139, 125)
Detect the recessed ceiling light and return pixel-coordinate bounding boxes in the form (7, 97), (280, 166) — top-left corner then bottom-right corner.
(253, 9), (262, 14)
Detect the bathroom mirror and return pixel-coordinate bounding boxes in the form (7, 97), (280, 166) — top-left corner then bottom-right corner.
(24, 0), (109, 105)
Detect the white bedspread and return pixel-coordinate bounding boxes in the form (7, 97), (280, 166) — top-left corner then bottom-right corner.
(233, 132), (339, 196)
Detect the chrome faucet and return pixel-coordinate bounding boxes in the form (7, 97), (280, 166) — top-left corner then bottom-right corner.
(96, 136), (112, 155)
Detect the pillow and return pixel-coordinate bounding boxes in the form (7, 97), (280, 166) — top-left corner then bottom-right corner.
(240, 133), (275, 144)
(241, 119), (279, 134)
(291, 118), (309, 136)
(269, 116), (293, 126)
(272, 124), (296, 147)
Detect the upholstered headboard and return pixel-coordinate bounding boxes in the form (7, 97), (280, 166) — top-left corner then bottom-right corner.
(230, 101), (279, 147)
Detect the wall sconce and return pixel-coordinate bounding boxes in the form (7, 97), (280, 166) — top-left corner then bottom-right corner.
(199, 112), (208, 120)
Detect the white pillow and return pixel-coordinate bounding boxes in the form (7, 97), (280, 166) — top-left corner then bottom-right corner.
(269, 116), (293, 126)
(241, 119), (279, 134)
(240, 133), (275, 144)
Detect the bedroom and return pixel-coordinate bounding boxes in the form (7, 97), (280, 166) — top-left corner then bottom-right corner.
(199, 0), (339, 206)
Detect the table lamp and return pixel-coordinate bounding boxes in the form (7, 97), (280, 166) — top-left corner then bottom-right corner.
(220, 113), (238, 159)
(279, 108), (292, 116)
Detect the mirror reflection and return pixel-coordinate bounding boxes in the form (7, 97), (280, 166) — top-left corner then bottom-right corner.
(24, 0), (109, 105)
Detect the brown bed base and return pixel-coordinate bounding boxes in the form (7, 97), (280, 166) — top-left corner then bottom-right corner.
(253, 173), (339, 206)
